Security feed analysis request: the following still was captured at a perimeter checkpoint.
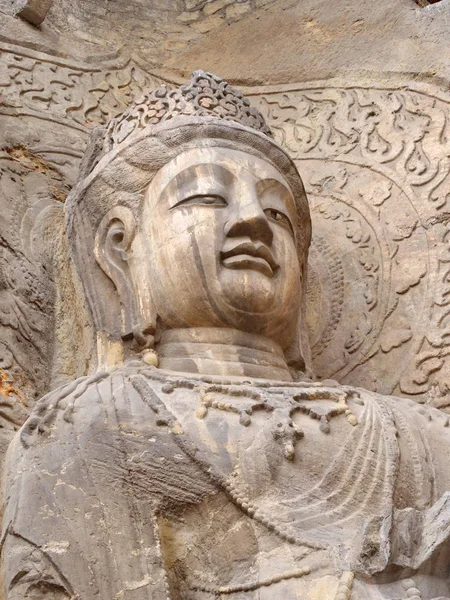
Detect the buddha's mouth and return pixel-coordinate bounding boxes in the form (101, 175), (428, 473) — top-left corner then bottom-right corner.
(220, 242), (278, 278)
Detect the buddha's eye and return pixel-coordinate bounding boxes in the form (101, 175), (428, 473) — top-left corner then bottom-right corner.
(265, 208), (283, 222)
(173, 194), (227, 208)
(264, 208), (293, 232)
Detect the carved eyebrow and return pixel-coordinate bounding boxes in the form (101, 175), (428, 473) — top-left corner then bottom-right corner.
(256, 177), (292, 195)
(161, 163), (235, 200)
(256, 178), (296, 216)
(237, 158), (291, 188)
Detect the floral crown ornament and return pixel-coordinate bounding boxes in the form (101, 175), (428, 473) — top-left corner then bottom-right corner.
(102, 70), (273, 154)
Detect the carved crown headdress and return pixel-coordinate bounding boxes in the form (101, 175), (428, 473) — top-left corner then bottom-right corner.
(102, 70), (273, 154)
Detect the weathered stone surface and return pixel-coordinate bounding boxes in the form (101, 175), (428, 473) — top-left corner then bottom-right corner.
(14, 0), (53, 26)
(3, 71), (450, 600)
(0, 0), (52, 24)
(1, 0), (449, 85)
(1, 3), (450, 599)
(2, 36), (450, 406)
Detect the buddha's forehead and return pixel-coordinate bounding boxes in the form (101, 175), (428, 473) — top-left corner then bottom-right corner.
(148, 146), (292, 192)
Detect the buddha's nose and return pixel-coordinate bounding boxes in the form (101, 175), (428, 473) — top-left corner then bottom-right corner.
(224, 194), (273, 246)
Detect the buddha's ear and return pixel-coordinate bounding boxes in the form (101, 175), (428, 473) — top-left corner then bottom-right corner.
(94, 206), (136, 337)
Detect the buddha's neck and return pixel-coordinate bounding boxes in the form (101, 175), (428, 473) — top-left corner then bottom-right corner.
(156, 327), (292, 382)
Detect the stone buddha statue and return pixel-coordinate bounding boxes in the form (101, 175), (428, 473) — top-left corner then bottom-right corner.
(3, 71), (450, 600)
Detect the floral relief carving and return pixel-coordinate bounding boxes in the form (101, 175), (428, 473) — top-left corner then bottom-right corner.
(0, 46), (163, 129)
(248, 84), (447, 398)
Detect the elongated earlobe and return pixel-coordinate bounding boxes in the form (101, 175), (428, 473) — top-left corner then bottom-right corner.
(94, 206), (138, 339)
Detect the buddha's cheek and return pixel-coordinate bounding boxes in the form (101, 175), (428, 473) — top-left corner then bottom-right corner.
(144, 239), (219, 327)
(136, 215), (224, 328)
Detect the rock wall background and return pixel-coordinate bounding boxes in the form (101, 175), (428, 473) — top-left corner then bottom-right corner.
(1, 0), (450, 456)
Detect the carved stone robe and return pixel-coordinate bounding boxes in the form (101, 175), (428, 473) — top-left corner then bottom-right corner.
(3, 362), (450, 600)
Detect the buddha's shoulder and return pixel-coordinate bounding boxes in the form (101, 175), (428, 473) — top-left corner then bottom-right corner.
(12, 366), (181, 455)
(354, 386), (449, 425)
(348, 385), (450, 470)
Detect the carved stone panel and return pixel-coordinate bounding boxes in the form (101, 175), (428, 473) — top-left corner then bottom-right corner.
(2, 41), (450, 412)
(248, 81), (450, 403)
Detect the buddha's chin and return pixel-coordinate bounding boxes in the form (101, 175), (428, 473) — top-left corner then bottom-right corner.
(217, 267), (283, 316)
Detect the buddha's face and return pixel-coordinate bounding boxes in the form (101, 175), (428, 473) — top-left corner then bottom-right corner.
(130, 146), (304, 348)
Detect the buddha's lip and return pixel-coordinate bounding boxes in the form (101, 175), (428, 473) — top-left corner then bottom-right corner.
(220, 242), (278, 276)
